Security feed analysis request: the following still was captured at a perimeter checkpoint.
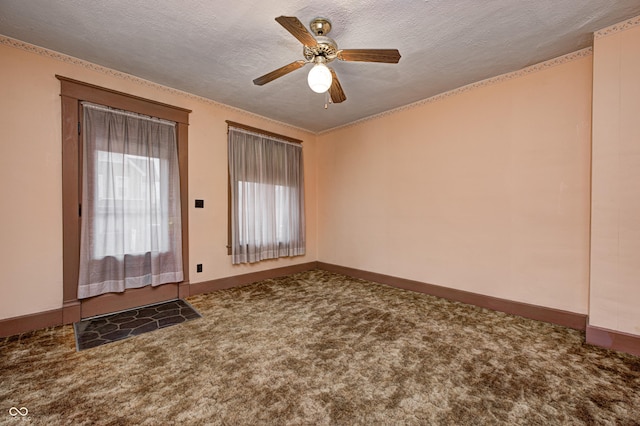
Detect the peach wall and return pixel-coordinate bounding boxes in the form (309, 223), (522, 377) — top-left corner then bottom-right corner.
(590, 22), (640, 336)
(0, 41), (317, 320)
(317, 56), (593, 314)
(5, 28), (631, 330)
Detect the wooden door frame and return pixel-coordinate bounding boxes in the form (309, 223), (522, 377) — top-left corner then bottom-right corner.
(58, 76), (191, 322)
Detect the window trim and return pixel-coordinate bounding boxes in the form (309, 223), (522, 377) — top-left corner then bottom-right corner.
(58, 75), (191, 323)
(225, 120), (303, 145)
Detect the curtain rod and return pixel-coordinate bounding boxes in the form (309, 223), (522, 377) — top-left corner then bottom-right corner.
(82, 102), (176, 127)
(225, 120), (303, 144)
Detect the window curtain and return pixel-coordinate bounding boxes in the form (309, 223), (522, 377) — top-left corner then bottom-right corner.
(78, 102), (183, 299)
(228, 127), (305, 264)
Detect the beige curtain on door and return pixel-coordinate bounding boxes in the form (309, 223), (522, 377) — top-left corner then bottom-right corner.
(78, 102), (183, 299)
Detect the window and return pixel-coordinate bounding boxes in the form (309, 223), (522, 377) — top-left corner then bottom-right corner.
(94, 151), (167, 258)
(227, 123), (305, 264)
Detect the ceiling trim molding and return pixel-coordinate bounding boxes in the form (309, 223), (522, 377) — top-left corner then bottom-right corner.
(594, 14), (640, 39)
(0, 34), (314, 135)
(319, 47), (593, 135)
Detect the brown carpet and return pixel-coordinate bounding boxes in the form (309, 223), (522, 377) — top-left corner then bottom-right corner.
(1, 269), (639, 425)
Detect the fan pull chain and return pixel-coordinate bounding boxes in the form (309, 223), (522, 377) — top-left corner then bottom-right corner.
(324, 91), (332, 109)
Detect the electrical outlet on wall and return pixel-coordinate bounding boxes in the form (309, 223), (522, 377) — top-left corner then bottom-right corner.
(196, 264), (203, 273)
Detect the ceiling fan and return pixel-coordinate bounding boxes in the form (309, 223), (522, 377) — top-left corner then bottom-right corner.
(253, 16), (401, 105)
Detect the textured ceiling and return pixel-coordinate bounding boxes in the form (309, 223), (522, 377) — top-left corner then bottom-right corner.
(2, 0), (640, 132)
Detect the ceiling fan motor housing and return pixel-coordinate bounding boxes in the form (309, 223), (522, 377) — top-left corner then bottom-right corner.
(304, 36), (338, 62)
(304, 18), (338, 63)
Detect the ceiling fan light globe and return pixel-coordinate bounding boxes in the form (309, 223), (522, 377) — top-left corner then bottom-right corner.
(307, 63), (332, 93)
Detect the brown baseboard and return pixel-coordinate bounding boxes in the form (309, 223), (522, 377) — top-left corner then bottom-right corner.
(317, 262), (588, 331)
(0, 308), (63, 338)
(0, 263), (318, 337)
(586, 324), (640, 357)
(190, 261), (319, 295)
(8, 261), (639, 359)
(179, 281), (191, 299)
(62, 301), (81, 325)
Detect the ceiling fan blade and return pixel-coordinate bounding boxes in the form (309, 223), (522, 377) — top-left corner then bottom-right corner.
(275, 16), (318, 47)
(328, 68), (346, 104)
(253, 60), (307, 86)
(337, 49), (401, 63)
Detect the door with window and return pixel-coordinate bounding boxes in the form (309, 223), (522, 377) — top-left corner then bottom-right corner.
(59, 77), (190, 321)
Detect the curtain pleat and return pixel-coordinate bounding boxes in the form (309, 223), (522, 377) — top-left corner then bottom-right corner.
(228, 127), (305, 264)
(78, 103), (183, 299)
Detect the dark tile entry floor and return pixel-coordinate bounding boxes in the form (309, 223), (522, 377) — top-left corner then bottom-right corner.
(74, 299), (201, 351)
